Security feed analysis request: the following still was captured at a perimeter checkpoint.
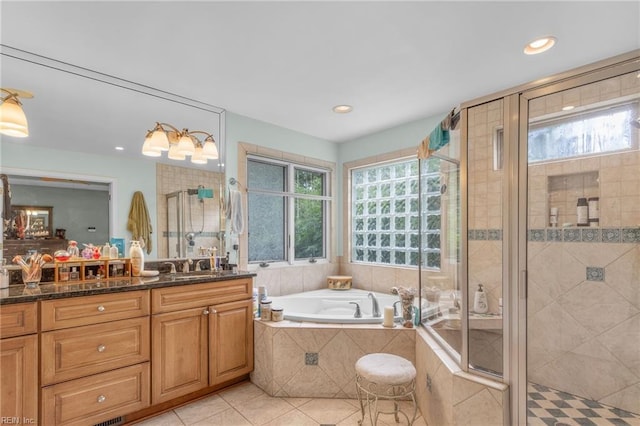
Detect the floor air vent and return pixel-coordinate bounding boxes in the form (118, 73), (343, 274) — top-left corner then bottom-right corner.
(94, 416), (124, 426)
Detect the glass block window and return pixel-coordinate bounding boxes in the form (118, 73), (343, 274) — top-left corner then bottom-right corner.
(351, 158), (441, 268)
(248, 156), (330, 264)
(528, 102), (637, 162)
(419, 157), (443, 269)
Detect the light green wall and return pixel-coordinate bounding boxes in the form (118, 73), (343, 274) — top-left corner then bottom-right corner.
(338, 114), (445, 163)
(1, 111), (446, 260)
(224, 111), (338, 182)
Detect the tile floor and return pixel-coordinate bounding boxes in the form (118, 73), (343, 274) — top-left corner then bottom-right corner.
(527, 383), (640, 426)
(131, 381), (427, 426)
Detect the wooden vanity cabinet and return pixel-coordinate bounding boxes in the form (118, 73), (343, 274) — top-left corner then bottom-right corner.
(0, 302), (38, 424)
(151, 278), (254, 404)
(40, 291), (151, 426)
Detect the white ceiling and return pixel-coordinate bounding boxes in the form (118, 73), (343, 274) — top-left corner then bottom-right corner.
(1, 1), (639, 159)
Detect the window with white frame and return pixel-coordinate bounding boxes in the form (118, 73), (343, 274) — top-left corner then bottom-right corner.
(351, 158), (442, 268)
(247, 156), (330, 264)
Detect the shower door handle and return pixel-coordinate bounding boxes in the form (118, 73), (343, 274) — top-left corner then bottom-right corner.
(520, 270), (527, 300)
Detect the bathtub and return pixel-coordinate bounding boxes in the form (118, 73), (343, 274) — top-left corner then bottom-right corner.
(268, 288), (403, 324)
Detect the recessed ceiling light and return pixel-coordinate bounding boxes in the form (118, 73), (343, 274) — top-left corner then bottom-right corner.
(562, 105), (575, 111)
(332, 105), (353, 114)
(524, 36), (557, 55)
(115, 146), (124, 151)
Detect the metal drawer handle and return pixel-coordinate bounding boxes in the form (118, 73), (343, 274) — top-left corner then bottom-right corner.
(97, 305), (106, 312)
(203, 309), (210, 315)
(97, 345), (106, 353)
(97, 395), (106, 403)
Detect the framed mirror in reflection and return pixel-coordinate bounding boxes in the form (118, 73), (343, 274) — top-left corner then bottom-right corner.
(8, 205), (52, 239)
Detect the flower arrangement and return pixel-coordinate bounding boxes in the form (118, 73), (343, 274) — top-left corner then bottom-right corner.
(391, 286), (418, 328)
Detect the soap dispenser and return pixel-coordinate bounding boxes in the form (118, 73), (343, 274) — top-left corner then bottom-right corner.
(473, 284), (488, 314)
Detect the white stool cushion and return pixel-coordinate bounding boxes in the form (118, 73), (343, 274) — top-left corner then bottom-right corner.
(356, 353), (416, 385)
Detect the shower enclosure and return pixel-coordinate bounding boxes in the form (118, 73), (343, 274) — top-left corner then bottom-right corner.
(418, 52), (639, 424)
(165, 188), (222, 259)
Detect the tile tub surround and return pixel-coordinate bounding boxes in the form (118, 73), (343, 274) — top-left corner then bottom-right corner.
(251, 319), (416, 399)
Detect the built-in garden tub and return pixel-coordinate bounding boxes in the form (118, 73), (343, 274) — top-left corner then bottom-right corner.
(268, 288), (400, 323)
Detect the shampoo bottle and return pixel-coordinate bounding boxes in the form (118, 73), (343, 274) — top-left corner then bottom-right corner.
(473, 284), (488, 314)
(130, 240), (144, 277)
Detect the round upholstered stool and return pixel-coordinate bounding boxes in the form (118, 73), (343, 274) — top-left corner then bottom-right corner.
(355, 353), (417, 425)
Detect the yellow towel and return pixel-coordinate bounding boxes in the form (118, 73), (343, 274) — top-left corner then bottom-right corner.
(127, 191), (153, 254)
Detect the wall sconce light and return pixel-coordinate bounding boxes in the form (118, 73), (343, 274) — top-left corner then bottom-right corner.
(142, 122), (219, 165)
(0, 88), (32, 138)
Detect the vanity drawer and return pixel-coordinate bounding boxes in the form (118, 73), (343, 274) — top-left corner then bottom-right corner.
(41, 362), (150, 426)
(152, 278), (252, 313)
(41, 290), (150, 330)
(41, 317), (150, 385)
(0, 302), (37, 338)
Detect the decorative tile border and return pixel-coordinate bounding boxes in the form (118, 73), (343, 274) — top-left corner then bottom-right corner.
(469, 229), (503, 241)
(519, 227), (639, 244)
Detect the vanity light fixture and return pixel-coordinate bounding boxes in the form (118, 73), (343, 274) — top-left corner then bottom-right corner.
(0, 87), (32, 138)
(524, 36), (557, 55)
(142, 122), (218, 164)
(562, 105), (575, 111)
(332, 104), (353, 114)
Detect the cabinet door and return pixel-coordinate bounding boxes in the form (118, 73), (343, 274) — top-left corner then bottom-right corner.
(209, 299), (254, 385)
(0, 334), (38, 424)
(151, 307), (209, 404)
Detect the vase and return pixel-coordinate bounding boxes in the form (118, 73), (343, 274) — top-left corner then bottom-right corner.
(22, 266), (42, 289)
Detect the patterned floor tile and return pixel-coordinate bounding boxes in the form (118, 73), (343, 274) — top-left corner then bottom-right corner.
(528, 383), (640, 426)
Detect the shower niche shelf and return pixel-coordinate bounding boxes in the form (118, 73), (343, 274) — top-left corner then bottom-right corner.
(547, 171), (599, 226)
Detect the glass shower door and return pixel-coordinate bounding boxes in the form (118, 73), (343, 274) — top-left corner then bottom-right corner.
(166, 190), (183, 258)
(524, 71), (640, 424)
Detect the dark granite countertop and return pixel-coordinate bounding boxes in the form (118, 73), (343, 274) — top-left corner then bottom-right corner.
(0, 271), (257, 305)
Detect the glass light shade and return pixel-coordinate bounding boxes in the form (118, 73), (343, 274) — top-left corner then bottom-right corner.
(167, 144), (186, 160)
(191, 146), (207, 164)
(177, 134), (195, 156)
(0, 99), (29, 137)
(149, 129), (170, 151)
(202, 140), (219, 159)
(142, 135), (162, 157)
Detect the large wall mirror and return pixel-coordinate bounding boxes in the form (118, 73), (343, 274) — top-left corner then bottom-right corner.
(1, 46), (226, 261)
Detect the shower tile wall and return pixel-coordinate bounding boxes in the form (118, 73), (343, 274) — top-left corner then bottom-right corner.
(468, 99), (504, 315)
(527, 73), (640, 415)
(156, 163), (223, 258)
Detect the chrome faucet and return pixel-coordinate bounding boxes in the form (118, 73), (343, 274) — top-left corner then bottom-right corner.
(195, 260), (206, 271)
(368, 292), (381, 317)
(182, 258), (193, 273)
(349, 302), (362, 318)
(393, 300), (402, 317)
(162, 262), (176, 274)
